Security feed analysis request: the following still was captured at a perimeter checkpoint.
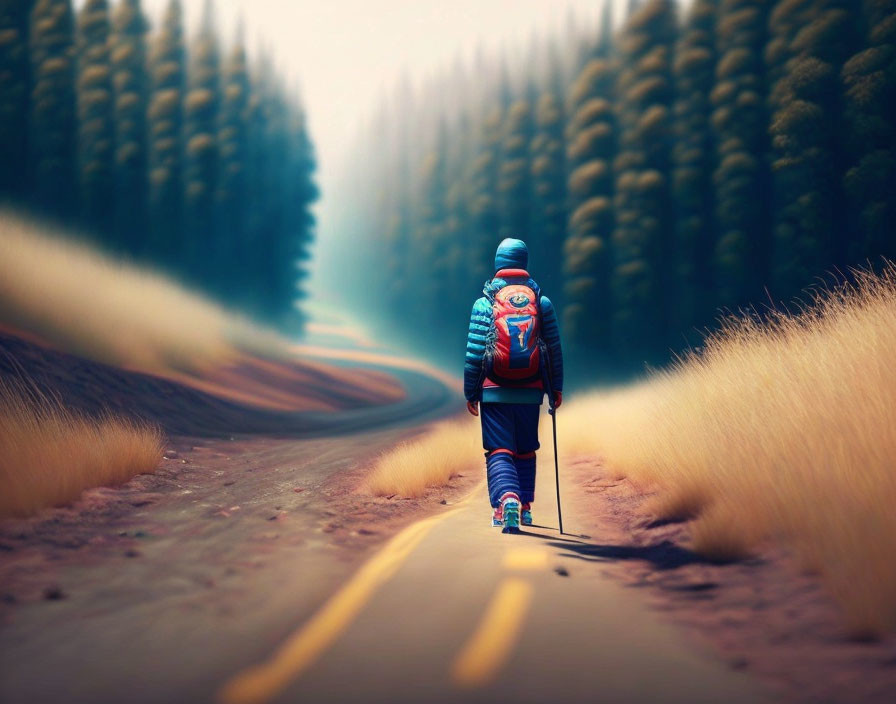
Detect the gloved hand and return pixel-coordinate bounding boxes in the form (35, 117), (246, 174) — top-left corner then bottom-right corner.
(466, 400), (479, 416)
(553, 391), (563, 409)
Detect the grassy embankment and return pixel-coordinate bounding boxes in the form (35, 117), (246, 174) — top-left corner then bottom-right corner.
(0, 379), (163, 518)
(0, 211), (225, 517)
(0, 210), (412, 517)
(366, 416), (480, 497)
(0, 210), (287, 376)
(368, 268), (896, 636)
(0, 210), (388, 518)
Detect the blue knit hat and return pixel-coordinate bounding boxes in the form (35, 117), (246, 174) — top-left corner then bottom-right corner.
(494, 238), (528, 273)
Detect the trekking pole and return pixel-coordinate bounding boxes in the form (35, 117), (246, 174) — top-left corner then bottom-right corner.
(541, 337), (563, 535)
(550, 405), (563, 535)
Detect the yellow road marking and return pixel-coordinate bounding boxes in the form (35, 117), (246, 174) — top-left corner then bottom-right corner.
(502, 548), (549, 571)
(451, 577), (535, 688)
(218, 506), (463, 704)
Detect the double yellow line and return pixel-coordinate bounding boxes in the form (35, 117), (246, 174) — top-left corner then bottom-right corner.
(218, 497), (550, 704)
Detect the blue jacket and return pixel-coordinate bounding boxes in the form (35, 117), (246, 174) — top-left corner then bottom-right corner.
(464, 239), (563, 405)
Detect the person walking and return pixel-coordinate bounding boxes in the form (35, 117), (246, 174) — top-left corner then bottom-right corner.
(464, 238), (564, 532)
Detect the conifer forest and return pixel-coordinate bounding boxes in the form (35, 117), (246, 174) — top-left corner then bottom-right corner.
(2, 0), (895, 371)
(0, 0), (317, 328)
(342, 0), (896, 377)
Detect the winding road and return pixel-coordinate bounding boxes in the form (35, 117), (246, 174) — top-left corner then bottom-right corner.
(0, 315), (779, 704)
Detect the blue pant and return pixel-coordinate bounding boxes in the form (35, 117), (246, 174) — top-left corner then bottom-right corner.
(481, 403), (540, 507)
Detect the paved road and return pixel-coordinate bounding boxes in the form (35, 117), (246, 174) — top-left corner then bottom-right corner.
(0, 315), (779, 704)
(0, 412), (776, 704)
(217, 469), (778, 704)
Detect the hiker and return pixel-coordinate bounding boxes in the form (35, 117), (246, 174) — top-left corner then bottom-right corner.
(464, 238), (563, 532)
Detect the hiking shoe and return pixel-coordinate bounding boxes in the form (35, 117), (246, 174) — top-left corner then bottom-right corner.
(521, 503), (533, 526)
(491, 505), (503, 527)
(500, 493), (521, 531)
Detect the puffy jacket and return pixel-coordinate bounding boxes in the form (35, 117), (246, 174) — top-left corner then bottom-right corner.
(464, 240), (563, 404)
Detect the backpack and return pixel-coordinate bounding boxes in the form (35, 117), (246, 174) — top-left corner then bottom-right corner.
(485, 283), (542, 385)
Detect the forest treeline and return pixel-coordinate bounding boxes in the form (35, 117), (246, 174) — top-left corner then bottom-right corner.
(0, 0), (317, 328)
(348, 0), (896, 376)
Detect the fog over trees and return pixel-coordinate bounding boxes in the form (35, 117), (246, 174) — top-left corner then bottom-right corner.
(4, 0), (894, 353)
(343, 0), (896, 376)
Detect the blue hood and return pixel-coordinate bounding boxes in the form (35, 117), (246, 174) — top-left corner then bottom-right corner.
(484, 238), (540, 302)
(494, 238), (528, 273)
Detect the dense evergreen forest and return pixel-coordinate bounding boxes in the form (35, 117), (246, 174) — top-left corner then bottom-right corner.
(346, 0), (896, 378)
(0, 0), (317, 329)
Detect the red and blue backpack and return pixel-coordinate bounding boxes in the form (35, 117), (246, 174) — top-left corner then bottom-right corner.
(484, 278), (543, 385)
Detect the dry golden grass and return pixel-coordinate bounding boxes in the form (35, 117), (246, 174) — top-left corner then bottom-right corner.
(0, 211), (407, 413)
(0, 209), (290, 376)
(0, 379), (164, 518)
(561, 267), (896, 636)
(366, 414), (481, 497)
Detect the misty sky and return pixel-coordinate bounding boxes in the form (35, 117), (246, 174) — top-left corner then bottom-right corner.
(133, 1), (623, 202)
(122, 1), (628, 298)
(71, 0), (637, 303)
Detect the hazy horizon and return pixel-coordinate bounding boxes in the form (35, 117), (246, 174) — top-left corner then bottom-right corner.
(126, 0), (630, 303)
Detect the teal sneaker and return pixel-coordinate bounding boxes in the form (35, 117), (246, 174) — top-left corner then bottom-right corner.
(500, 493), (521, 533)
(491, 505), (503, 527)
(521, 503), (533, 526)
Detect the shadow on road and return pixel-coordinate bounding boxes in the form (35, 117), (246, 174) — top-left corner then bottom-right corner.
(508, 527), (590, 545)
(547, 539), (725, 570)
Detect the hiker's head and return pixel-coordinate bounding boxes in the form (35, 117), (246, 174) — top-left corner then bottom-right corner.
(494, 238), (528, 273)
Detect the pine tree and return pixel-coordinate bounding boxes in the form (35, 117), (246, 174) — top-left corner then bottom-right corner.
(254, 97), (318, 331)
(147, 0), (185, 264)
(183, 0), (220, 282)
(710, 0), (772, 311)
(284, 103), (318, 322)
(244, 57), (272, 314)
(0, 0), (31, 197)
(841, 0), (896, 267)
(468, 104), (504, 277)
(110, 0), (148, 252)
(563, 34), (616, 359)
(260, 89), (289, 317)
(529, 50), (567, 299)
(216, 26), (250, 297)
(442, 106), (477, 330)
(76, 0), (115, 239)
(245, 62), (293, 320)
(672, 0), (717, 336)
(767, 0), (860, 300)
(413, 123), (449, 328)
(28, 0), (77, 217)
(497, 98), (534, 242)
(612, 0), (676, 362)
